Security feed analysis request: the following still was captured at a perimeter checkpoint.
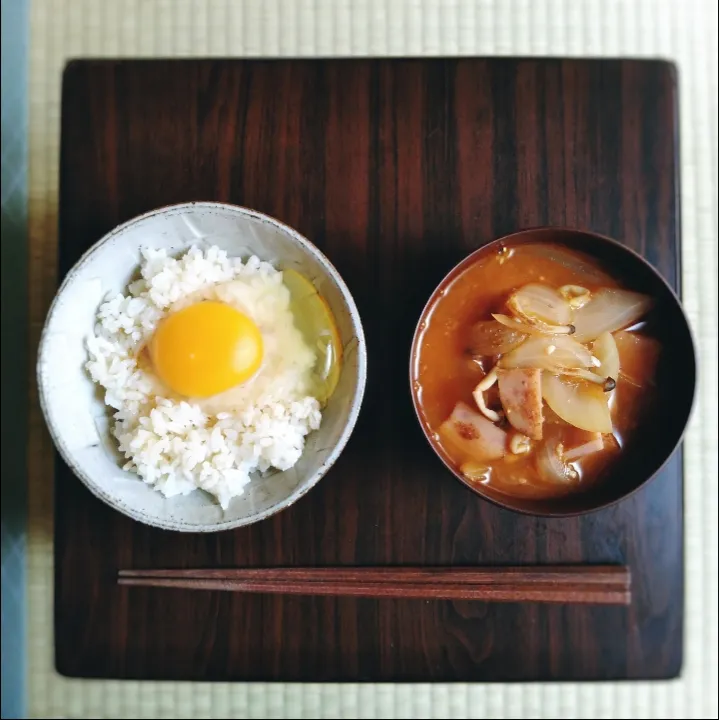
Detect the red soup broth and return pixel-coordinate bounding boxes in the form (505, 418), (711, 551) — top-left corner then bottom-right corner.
(412, 242), (660, 500)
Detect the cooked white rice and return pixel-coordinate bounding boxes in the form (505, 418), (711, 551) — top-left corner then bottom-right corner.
(86, 245), (322, 509)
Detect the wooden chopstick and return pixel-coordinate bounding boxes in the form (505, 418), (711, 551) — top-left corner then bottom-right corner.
(118, 565), (631, 605)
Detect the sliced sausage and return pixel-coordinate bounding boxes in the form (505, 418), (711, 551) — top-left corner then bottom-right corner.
(439, 402), (508, 462)
(497, 367), (544, 440)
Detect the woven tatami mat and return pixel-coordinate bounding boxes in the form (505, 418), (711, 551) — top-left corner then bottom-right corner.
(27, 1), (717, 717)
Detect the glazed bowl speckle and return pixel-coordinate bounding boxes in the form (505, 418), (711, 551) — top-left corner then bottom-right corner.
(38, 202), (367, 532)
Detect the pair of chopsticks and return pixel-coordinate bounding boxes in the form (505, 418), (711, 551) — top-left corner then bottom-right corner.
(118, 565), (631, 605)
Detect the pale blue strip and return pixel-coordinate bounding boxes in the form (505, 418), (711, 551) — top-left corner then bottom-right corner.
(1, 0), (29, 717)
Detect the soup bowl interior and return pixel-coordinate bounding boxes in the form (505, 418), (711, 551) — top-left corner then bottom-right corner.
(410, 227), (696, 517)
(38, 202), (367, 531)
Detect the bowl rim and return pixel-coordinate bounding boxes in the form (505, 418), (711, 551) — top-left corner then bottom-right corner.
(37, 201), (368, 532)
(409, 226), (698, 518)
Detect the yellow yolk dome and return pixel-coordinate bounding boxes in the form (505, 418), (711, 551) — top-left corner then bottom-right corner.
(149, 301), (263, 398)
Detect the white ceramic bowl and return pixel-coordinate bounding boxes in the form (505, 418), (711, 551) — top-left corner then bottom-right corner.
(38, 202), (367, 532)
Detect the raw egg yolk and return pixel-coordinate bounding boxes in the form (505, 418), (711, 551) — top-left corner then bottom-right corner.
(149, 301), (263, 398)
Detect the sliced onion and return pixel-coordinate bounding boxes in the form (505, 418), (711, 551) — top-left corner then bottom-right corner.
(542, 374), (613, 433)
(572, 289), (653, 343)
(543, 404), (567, 425)
(492, 313), (547, 335)
(499, 335), (595, 371)
(592, 331), (620, 381)
(507, 284), (573, 326)
(468, 320), (526, 356)
(523, 244), (606, 283)
(536, 432), (579, 484)
(563, 433), (604, 462)
(493, 313), (574, 336)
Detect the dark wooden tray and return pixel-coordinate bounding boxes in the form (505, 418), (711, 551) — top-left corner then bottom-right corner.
(56, 58), (683, 681)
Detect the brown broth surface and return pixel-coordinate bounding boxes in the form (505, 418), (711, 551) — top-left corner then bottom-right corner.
(414, 243), (654, 499)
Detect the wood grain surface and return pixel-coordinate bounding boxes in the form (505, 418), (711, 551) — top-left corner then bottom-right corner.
(56, 59), (683, 681)
(116, 566), (632, 605)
